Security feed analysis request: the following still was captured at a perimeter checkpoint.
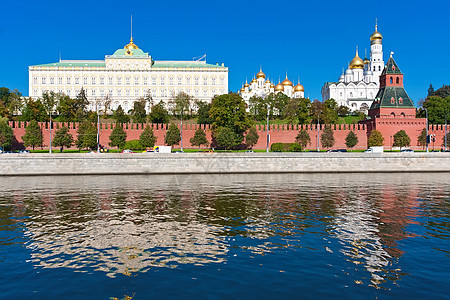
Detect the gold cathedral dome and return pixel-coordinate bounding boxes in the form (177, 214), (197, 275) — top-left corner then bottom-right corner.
(275, 83), (284, 91)
(294, 83), (304, 92)
(251, 78), (257, 83)
(244, 82), (250, 87)
(281, 76), (293, 86)
(349, 50), (364, 69)
(370, 25), (383, 42)
(256, 68), (266, 79)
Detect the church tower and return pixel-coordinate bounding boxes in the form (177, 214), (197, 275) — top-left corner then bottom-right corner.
(369, 21), (384, 84)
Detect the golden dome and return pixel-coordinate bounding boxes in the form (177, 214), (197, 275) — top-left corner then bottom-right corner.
(275, 83), (284, 91)
(270, 83), (275, 88)
(265, 79), (271, 83)
(281, 77), (293, 86)
(251, 78), (257, 83)
(370, 26), (383, 41)
(124, 37), (139, 51)
(363, 57), (370, 64)
(240, 87), (245, 92)
(349, 50), (364, 69)
(256, 68), (266, 79)
(294, 83), (304, 92)
(244, 82), (249, 87)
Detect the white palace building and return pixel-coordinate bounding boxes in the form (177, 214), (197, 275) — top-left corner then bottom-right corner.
(28, 36), (228, 112)
(321, 23), (385, 113)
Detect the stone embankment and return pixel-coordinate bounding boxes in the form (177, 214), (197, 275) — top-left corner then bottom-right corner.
(1, 153), (449, 176)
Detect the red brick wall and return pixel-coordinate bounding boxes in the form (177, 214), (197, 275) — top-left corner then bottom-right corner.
(9, 121), (447, 151)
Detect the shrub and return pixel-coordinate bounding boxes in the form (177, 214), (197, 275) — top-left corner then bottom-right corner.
(123, 140), (143, 151)
(270, 143), (302, 152)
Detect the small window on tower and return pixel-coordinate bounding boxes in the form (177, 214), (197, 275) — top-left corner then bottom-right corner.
(379, 66), (381, 71)
(399, 97), (403, 104)
(391, 97), (395, 104)
(396, 77), (399, 84)
(390, 78), (393, 84)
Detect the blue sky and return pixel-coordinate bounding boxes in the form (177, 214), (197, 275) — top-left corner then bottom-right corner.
(1, 0), (448, 104)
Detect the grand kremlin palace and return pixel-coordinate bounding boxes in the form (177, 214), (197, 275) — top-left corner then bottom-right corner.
(28, 37), (229, 112)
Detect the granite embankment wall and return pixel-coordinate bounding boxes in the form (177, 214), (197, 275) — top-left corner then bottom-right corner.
(9, 121), (448, 151)
(1, 153), (449, 176)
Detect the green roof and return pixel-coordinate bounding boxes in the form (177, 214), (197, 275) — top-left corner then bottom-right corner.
(31, 60), (226, 69)
(370, 86), (414, 109)
(111, 48), (148, 57)
(152, 61), (226, 68)
(381, 57), (402, 75)
(31, 61), (106, 67)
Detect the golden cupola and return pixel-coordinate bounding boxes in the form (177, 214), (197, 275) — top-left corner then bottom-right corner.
(275, 82), (284, 91)
(270, 83), (275, 88)
(251, 78), (257, 83)
(294, 82), (304, 92)
(240, 87), (245, 93)
(265, 79), (271, 84)
(370, 25), (383, 44)
(281, 76), (293, 86)
(256, 68), (266, 79)
(244, 82), (250, 87)
(349, 49), (364, 69)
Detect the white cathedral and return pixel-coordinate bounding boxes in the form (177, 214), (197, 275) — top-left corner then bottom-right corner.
(28, 36), (228, 113)
(239, 69), (305, 102)
(321, 24), (384, 112)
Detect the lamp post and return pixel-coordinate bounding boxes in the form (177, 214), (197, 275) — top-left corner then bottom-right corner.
(316, 111), (322, 152)
(445, 113), (449, 151)
(266, 105), (270, 153)
(49, 110), (53, 154)
(96, 101), (100, 153)
(425, 107), (429, 153)
(180, 109), (183, 152)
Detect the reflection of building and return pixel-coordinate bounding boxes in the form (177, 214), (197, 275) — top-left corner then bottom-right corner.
(29, 36), (228, 112)
(321, 23), (384, 113)
(239, 68), (305, 102)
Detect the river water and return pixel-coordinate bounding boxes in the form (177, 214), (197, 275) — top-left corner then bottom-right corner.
(0, 174), (448, 299)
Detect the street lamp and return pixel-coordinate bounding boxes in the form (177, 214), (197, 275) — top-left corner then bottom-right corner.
(96, 101), (100, 153)
(425, 107), (429, 153)
(180, 106), (184, 152)
(49, 109), (53, 154)
(316, 111), (322, 152)
(266, 105), (270, 153)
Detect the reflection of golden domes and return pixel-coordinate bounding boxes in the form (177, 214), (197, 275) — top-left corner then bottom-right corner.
(282, 77), (293, 86)
(349, 50), (364, 69)
(244, 82), (249, 87)
(256, 69), (266, 79)
(275, 83), (284, 91)
(251, 78), (257, 83)
(370, 25), (383, 43)
(294, 83), (304, 92)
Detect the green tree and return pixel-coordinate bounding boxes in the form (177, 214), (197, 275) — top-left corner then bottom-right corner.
(190, 127), (209, 148)
(417, 128), (427, 149)
(57, 94), (78, 121)
(337, 105), (351, 117)
(422, 96), (450, 124)
(149, 101), (170, 124)
(393, 130), (411, 150)
(215, 126), (236, 151)
(432, 84), (449, 98)
(427, 83), (434, 96)
(74, 88), (89, 122)
(345, 131), (359, 151)
(0, 120), (14, 150)
(284, 98), (299, 124)
(22, 120), (43, 152)
(109, 124), (127, 149)
(113, 105), (130, 124)
(76, 122), (97, 150)
(297, 98), (311, 124)
(165, 123), (181, 146)
(209, 93), (252, 145)
(322, 98), (339, 124)
(131, 99), (147, 123)
(295, 129), (311, 150)
(320, 126), (335, 149)
(20, 98), (47, 122)
(52, 126), (73, 152)
(196, 101), (213, 124)
(248, 96), (267, 121)
(172, 92), (192, 118)
(245, 127), (259, 149)
(367, 130), (385, 147)
(139, 125), (157, 148)
(273, 92), (289, 117)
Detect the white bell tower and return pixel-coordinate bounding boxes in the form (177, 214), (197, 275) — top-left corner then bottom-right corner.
(369, 19), (384, 85)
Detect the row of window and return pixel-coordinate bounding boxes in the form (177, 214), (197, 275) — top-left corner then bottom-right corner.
(33, 76), (225, 86)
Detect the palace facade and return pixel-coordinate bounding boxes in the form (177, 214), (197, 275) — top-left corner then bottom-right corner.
(321, 24), (385, 113)
(28, 37), (228, 112)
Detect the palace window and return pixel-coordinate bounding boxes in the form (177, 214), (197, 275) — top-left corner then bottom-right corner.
(143, 77), (148, 85)
(169, 77), (174, 85)
(134, 77), (139, 85)
(203, 77), (208, 85)
(399, 97), (403, 104)
(58, 77), (63, 85)
(91, 77), (96, 85)
(160, 77), (165, 85)
(66, 90), (71, 96)
(203, 89), (208, 97)
(100, 77), (104, 85)
(117, 77), (122, 85)
(186, 77), (191, 85)
(41, 77), (46, 84)
(33, 89), (38, 96)
(178, 77), (182, 85)
(220, 77), (224, 85)
(74, 77), (79, 85)
(108, 77), (113, 85)
(161, 89), (166, 97)
(108, 89), (113, 96)
(373, 66), (376, 71)
(117, 89), (122, 96)
(152, 77), (157, 85)
(212, 89), (216, 95)
(195, 89), (199, 96)
(83, 77), (88, 85)
(126, 89), (130, 96)
(134, 89), (139, 96)
(92, 90), (96, 96)
(100, 90), (105, 96)
(124, 102), (129, 112)
(194, 77), (199, 85)
(50, 77), (54, 85)
(379, 66), (381, 71)
(126, 77), (131, 85)
(212, 78), (216, 85)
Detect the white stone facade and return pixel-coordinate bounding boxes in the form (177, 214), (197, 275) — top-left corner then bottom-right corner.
(321, 24), (384, 113)
(28, 38), (228, 112)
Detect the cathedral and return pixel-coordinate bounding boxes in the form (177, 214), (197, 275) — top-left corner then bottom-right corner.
(239, 68), (305, 102)
(321, 24), (385, 113)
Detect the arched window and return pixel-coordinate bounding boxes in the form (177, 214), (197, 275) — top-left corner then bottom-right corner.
(391, 112), (395, 117)
(399, 97), (403, 104)
(379, 66), (381, 71)
(390, 77), (393, 84)
(396, 77), (399, 84)
(391, 97), (395, 104)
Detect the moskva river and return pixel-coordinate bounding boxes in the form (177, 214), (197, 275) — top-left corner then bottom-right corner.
(0, 174), (448, 299)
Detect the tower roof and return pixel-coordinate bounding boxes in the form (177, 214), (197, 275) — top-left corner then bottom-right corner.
(370, 86), (414, 109)
(381, 56), (402, 75)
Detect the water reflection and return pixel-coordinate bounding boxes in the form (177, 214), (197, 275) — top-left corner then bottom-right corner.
(0, 173), (448, 288)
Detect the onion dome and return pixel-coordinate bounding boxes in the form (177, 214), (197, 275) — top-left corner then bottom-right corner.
(251, 78), (257, 83)
(275, 83), (284, 91)
(244, 81), (250, 87)
(270, 83), (275, 88)
(265, 79), (271, 83)
(345, 68), (353, 75)
(339, 74), (345, 82)
(363, 57), (370, 65)
(294, 83), (304, 92)
(349, 50), (364, 69)
(240, 87), (245, 93)
(370, 25), (383, 44)
(256, 68), (266, 79)
(281, 76), (293, 86)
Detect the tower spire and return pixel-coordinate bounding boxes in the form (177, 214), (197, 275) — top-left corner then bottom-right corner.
(375, 18), (378, 31)
(131, 14), (133, 41)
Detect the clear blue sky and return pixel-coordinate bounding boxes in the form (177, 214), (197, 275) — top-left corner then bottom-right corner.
(1, 0), (448, 104)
